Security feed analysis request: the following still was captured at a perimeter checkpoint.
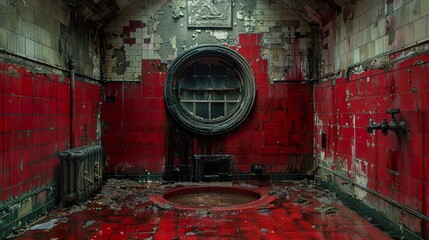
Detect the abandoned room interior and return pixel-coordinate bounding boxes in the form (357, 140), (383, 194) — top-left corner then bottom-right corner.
(0, 0), (429, 239)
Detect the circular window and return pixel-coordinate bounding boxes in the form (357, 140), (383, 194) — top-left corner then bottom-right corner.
(164, 45), (256, 135)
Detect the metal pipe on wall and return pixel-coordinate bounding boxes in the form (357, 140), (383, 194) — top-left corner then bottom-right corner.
(68, 57), (76, 149)
(422, 135), (428, 238)
(318, 164), (429, 223)
(0, 48), (101, 82)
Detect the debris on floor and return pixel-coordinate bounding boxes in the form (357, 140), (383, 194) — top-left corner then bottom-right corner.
(316, 206), (339, 214)
(82, 220), (96, 228)
(29, 219), (58, 230)
(13, 179), (393, 240)
(257, 207), (272, 216)
(293, 197), (310, 204)
(194, 209), (213, 218)
(147, 203), (174, 211)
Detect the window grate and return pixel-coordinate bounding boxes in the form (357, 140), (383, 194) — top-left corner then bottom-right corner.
(164, 44), (256, 135)
(178, 61), (242, 121)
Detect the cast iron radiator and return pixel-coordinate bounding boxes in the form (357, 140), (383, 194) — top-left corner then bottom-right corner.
(59, 145), (103, 205)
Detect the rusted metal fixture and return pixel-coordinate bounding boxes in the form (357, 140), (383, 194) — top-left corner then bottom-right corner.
(366, 108), (407, 135)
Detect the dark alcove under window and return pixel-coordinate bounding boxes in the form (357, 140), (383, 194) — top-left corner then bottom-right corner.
(164, 45), (256, 135)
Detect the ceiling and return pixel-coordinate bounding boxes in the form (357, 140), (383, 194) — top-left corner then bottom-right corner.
(63, 0), (136, 26)
(63, 0), (355, 27)
(278, 0), (355, 25)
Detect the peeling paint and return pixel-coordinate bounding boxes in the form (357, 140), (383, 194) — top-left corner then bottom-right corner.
(354, 162), (368, 200)
(90, 53), (100, 77)
(262, 32), (310, 82)
(103, 0), (314, 81)
(112, 47), (127, 75)
(353, 115), (367, 200)
(345, 88), (350, 101)
(171, 0), (186, 19)
(314, 113), (327, 163)
(206, 30), (228, 40)
(169, 36), (177, 52)
(237, 11), (244, 20)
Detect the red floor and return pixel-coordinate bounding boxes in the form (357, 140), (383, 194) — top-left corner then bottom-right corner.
(14, 180), (393, 240)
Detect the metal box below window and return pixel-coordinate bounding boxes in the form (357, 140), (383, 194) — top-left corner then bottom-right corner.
(193, 155), (232, 182)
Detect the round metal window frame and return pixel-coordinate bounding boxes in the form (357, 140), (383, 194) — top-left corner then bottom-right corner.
(164, 44), (256, 135)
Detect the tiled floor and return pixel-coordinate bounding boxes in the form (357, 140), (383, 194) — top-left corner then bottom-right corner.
(13, 179), (393, 240)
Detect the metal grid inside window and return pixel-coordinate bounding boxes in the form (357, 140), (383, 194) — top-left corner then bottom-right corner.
(178, 60), (242, 121)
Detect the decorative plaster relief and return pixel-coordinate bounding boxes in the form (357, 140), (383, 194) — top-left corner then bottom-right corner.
(187, 0), (232, 28)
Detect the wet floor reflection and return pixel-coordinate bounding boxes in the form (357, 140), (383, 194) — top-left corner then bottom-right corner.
(13, 179), (393, 240)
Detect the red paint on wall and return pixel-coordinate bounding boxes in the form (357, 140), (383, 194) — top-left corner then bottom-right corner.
(72, 80), (102, 147)
(123, 38), (136, 45)
(313, 53), (429, 236)
(102, 60), (167, 175)
(102, 33), (313, 176)
(123, 21), (146, 37)
(0, 61), (101, 203)
(122, 20), (146, 46)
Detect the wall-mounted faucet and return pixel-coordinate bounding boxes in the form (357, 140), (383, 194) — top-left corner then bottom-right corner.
(366, 109), (407, 136)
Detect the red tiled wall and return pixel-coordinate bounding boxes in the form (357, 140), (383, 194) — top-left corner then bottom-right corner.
(73, 81), (102, 147)
(102, 33), (313, 176)
(0, 61), (101, 203)
(313, 53), (429, 235)
(102, 70), (167, 175)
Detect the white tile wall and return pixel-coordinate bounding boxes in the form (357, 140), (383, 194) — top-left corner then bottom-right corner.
(414, 16), (429, 42)
(0, 0), (100, 78)
(322, 0), (429, 74)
